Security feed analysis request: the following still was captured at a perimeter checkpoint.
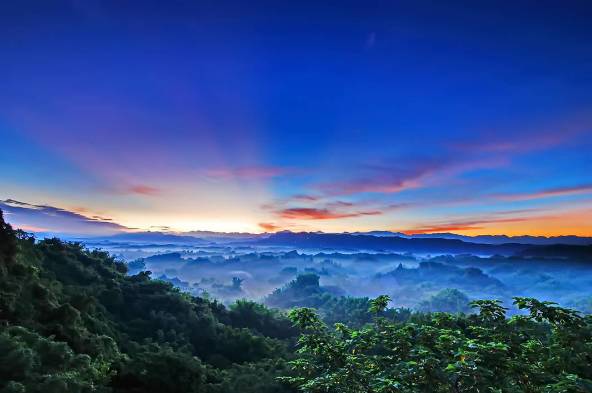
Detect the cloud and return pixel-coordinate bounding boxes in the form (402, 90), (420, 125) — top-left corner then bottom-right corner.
(404, 225), (484, 234)
(455, 134), (567, 155)
(264, 195), (414, 222)
(258, 222), (281, 232)
(203, 166), (290, 180)
(494, 184), (592, 201)
(315, 160), (447, 196)
(0, 199), (131, 235)
(401, 215), (537, 235)
(318, 177), (419, 196)
(452, 115), (592, 158)
(310, 117), (591, 201)
(279, 207), (381, 220)
(326, 200), (355, 208)
(384, 203), (413, 210)
(291, 194), (320, 202)
(150, 225), (172, 231)
(128, 184), (161, 196)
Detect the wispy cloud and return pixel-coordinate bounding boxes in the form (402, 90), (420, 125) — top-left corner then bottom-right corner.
(128, 184), (161, 196)
(291, 194), (320, 202)
(258, 222), (282, 232)
(494, 184), (592, 201)
(400, 210), (545, 235)
(326, 200), (355, 208)
(453, 116), (591, 155)
(0, 199), (131, 235)
(402, 217), (531, 235)
(203, 165), (291, 180)
(279, 207), (381, 220)
(316, 160), (444, 196)
(264, 193), (414, 222)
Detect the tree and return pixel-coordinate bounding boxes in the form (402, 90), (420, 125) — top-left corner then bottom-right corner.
(283, 295), (592, 392)
(417, 288), (471, 314)
(0, 210), (17, 271)
(0, 208), (295, 393)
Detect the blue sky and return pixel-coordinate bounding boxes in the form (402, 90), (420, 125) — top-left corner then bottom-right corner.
(1, 0), (591, 235)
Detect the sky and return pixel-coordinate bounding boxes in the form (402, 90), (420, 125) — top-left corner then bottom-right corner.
(1, 0), (591, 236)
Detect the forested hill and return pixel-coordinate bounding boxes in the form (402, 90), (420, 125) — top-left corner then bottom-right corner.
(257, 231), (592, 259)
(257, 231), (527, 255)
(0, 210), (296, 393)
(2, 209), (592, 393)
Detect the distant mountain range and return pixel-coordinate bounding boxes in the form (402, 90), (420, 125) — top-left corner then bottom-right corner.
(407, 233), (592, 246)
(348, 231), (592, 245)
(257, 232), (526, 255)
(259, 232), (592, 259)
(88, 231), (209, 244)
(70, 229), (592, 259)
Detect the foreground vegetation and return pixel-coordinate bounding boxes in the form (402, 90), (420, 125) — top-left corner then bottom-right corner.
(285, 296), (592, 392)
(0, 211), (296, 393)
(1, 210), (591, 392)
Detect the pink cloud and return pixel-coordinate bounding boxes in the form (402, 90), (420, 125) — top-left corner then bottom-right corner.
(326, 200), (355, 208)
(316, 160), (445, 196)
(291, 194), (320, 202)
(404, 225), (485, 235)
(494, 184), (592, 201)
(279, 207), (381, 220)
(0, 199), (132, 235)
(203, 165), (291, 180)
(129, 184), (161, 196)
(400, 213), (544, 235)
(258, 222), (282, 232)
(454, 116), (591, 155)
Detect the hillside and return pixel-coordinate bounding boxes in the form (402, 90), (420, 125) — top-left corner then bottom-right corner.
(257, 231), (527, 254)
(0, 211), (295, 393)
(2, 209), (592, 392)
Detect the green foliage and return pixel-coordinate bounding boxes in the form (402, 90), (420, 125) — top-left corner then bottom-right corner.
(320, 296), (408, 329)
(267, 275), (407, 328)
(284, 295), (592, 393)
(0, 210), (17, 273)
(110, 346), (206, 393)
(417, 288), (471, 314)
(0, 209), (295, 393)
(266, 273), (328, 309)
(226, 299), (298, 339)
(0, 325), (112, 393)
(2, 209), (591, 393)
(368, 295), (391, 314)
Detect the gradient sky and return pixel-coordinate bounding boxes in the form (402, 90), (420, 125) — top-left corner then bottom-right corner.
(1, 0), (592, 236)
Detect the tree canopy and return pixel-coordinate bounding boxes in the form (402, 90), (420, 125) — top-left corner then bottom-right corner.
(1, 209), (591, 393)
(284, 297), (592, 392)
(0, 210), (296, 393)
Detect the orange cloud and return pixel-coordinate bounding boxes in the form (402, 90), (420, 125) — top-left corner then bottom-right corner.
(400, 205), (592, 237)
(402, 216), (533, 235)
(279, 207), (381, 220)
(16, 224), (50, 232)
(258, 222), (281, 232)
(129, 184), (160, 196)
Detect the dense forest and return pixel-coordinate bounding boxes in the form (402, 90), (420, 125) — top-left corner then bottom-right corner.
(0, 210), (296, 393)
(1, 209), (592, 392)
